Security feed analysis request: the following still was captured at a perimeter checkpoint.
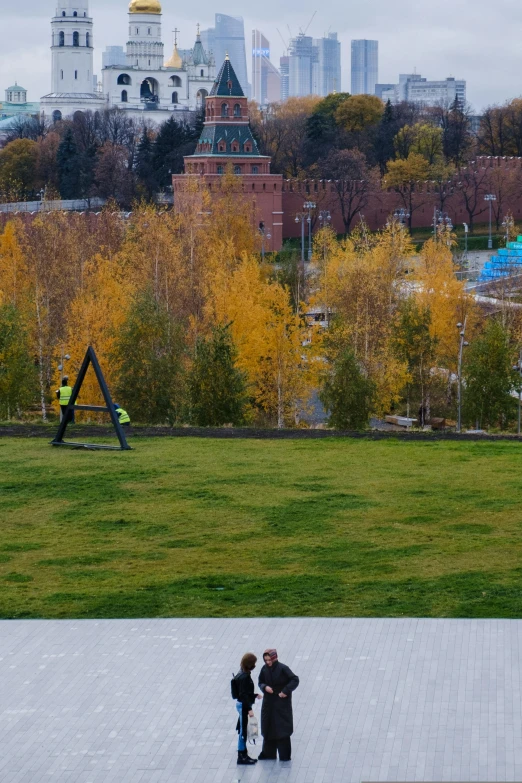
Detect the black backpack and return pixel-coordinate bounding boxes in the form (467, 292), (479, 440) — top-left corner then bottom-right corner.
(231, 672), (241, 700)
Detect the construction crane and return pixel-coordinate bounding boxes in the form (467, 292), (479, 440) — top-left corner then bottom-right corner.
(299, 10), (317, 36)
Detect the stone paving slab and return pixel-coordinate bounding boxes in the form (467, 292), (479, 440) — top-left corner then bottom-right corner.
(1, 618), (522, 783)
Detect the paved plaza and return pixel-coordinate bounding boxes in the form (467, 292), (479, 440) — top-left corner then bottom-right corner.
(1, 617), (522, 782)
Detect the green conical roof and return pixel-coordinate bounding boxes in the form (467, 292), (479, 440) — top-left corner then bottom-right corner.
(192, 33), (208, 65)
(210, 57), (244, 97)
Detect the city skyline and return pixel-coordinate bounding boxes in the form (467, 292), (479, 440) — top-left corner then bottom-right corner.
(0, 0), (515, 110)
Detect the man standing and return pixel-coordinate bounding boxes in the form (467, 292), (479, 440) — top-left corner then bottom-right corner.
(258, 649), (299, 762)
(56, 376), (74, 424)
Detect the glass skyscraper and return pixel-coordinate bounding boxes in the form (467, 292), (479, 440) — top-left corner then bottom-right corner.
(351, 39), (378, 95)
(252, 30), (281, 105)
(201, 15), (250, 97)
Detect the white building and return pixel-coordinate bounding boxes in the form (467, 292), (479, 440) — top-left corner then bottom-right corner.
(41, 0), (215, 124)
(40, 0), (105, 121)
(381, 74), (466, 107)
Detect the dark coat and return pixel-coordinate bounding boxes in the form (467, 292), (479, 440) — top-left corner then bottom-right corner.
(235, 670), (256, 741)
(258, 661), (299, 739)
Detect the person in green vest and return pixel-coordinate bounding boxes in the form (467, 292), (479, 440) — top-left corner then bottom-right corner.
(114, 403), (131, 427)
(56, 376), (75, 424)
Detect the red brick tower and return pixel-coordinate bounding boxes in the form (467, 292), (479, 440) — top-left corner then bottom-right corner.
(173, 56), (283, 251)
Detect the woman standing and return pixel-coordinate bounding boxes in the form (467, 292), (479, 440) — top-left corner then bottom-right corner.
(234, 652), (261, 765)
(258, 648), (299, 761)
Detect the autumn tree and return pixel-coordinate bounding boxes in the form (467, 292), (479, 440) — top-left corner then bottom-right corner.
(320, 330), (375, 429)
(335, 94), (384, 134)
(0, 139), (40, 198)
(317, 149), (379, 233)
(456, 163), (489, 232)
(463, 319), (516, 429)
(189, 324), (247, 426)
(112, 288), (186, 424)
(0, 303), (37, 420)
(392, 299), (437, 423)
(384, 152), (429, 228)
(94, 142), (134, 202)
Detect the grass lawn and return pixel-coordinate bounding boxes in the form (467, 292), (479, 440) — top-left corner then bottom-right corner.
(1, 436), (522, 619)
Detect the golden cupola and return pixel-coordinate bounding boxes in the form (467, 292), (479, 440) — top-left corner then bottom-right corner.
(128, 0), (162, 14)
(165, 44), (182, 68)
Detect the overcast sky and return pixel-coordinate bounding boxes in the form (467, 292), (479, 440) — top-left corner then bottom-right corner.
(0, 0), (519, 111)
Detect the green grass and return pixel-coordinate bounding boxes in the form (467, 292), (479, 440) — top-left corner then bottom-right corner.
(1, 437), (522, 619)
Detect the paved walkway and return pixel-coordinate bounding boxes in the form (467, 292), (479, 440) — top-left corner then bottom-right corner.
(1, 618), (522, 782)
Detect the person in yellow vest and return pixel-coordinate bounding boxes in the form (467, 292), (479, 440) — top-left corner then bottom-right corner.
(56, 376), (75, 424)
(114, 403), (131, 427)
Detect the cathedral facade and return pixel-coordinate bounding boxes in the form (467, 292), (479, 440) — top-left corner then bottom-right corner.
(41, 0), (215, 124)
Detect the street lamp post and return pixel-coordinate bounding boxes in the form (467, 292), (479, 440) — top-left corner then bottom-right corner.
(304, 201), (316, 261)
(456, 319), (468, 434)
(433, 209), (453, 242)
(463, 223), (469, 260)
(513, 350), (522, 436)
(484, 194), (497, 250)
(394, 208), (410, 227)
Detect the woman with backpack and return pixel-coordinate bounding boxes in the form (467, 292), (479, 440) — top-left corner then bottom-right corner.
(232, 652), (262, 765)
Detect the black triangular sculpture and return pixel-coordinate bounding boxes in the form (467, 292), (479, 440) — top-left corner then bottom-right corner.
(51, 345), (131, 451)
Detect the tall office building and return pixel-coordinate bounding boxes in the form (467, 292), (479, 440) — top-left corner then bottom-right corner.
(288, 32), (340, 98)
(252, 30), (281, 105)
(280, 55), (289, 101)
(313, 32), (341, 96)
(201, 15), (250, 98)
(288, 34), (315, 97)
(351, 39), (378, 95)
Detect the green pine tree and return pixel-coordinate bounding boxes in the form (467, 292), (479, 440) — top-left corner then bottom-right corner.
(189, 325), (247, 427)
(152, 116), (198, 187)
(463, 319), (516, 430)
(319, 333), (375, 430)
(0, 304), (37, 420)
(112, 289), (186, 424)
(135, 129), (158, 199)
(57, 128), (82, 199)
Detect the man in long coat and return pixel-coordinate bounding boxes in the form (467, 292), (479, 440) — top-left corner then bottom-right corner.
(258, 648), (299, 761)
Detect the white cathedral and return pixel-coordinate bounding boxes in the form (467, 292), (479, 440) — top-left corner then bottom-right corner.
(40, 0), (215, 124)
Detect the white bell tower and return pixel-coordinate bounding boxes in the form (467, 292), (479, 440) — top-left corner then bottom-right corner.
(126, 0), (164, 70)
(51, 0), (95, 94)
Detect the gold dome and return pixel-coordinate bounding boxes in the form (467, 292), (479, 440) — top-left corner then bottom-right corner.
(165, 44), (182, 68)
(129, 0), (161, 14)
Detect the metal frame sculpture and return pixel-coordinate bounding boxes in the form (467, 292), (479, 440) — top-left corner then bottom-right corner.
(51, 345), (132, 451)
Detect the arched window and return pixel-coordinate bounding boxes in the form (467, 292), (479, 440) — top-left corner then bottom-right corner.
(117, 74), (131, 85)
(62, 10), (65, 16)
(217, 166), (224, 174)
(73, 10), (77, 16)
(86, 32), (90, 47)
(221, 102), (228, 117)
(251, 165), (258, 174)
(200, 69), (204, 77)
(234, 166), (241, 175)
(244, 142), (251, 153)
(73, 31), (79, 46)
(172, 91), (178, 104)
(218, 142), (226, 152)
(75, 70), (78, 80)
(52, 110), (62, 123)
(59, 31), (65, 46)
(121, 90), (128, 103)
(231, 140), (239, 152)
(148, 27), (151, 34)
(234, 103), (241, 117)
(60, 69), (64, 79)
(170, 75), (182, 87)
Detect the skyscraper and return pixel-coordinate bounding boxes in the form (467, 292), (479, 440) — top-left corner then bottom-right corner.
(252, 30), (281, 105)
(288, 34), (315, 97)
(279, 56), (289, 101)
(351, 39), (378, 95)
(102, 45), (126, 68)
(313, 32), (341, 96)
(204, 15), (250, 98)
